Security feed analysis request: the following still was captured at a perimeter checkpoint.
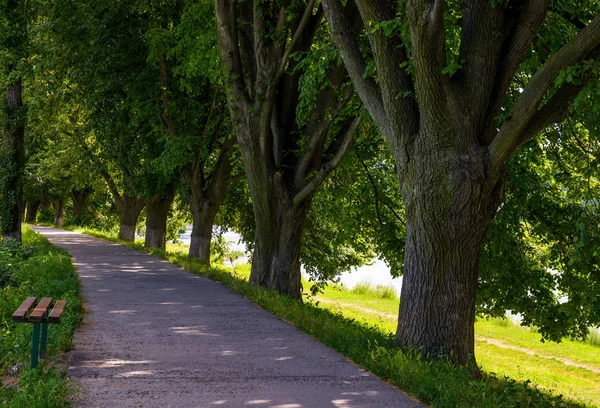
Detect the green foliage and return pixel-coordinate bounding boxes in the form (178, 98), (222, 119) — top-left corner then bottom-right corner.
(0, 226), (82, 407)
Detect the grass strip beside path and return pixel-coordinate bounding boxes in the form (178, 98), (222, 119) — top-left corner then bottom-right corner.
(0, 226), (83, 408)
(58, 225), (595, 408)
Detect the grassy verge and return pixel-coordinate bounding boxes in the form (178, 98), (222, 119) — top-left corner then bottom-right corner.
(312, 281), (600, 406)
(56, 225), (597, 407)
(0, 226), (83, 408)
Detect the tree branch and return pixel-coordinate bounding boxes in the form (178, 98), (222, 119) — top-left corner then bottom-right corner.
(293, 115), (361, 206)
(485, 0), (549, 140)
(321, 0), (391, 140)
(275, 0), (315, 82)
(355, 0), (419, 147)
(516, 81), (585, 147)
(215, 0), (251, 105)
(406, 0), (449, 124)
(294, 83), (354, 190)
(490, 14), (600, 168)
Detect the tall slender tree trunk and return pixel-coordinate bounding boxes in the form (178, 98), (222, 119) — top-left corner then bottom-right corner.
(71, 187), (92, 220)
(188, 199), (218, 265)
(115, 196), (145, 242)
(25, 200), (40, 223)
(53, 199), (64, 227)
(1, 79), (25, 242)
(395, 142), (503, 370)
(145, 186), (175, 250)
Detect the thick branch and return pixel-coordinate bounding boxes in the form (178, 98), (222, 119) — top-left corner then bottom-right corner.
(517, 81), (585, 146)
(490, 14), (600, 167)
(355, 0), (419, 147)
(485, 0), (549, 138)
(275, 0), (315, 82)
(215, 0), (251, 105)
(293, 115), (361, 206)
(406, 0), (449, 124)
(294, 84), (354, 190)
(321, 0), (391, 139)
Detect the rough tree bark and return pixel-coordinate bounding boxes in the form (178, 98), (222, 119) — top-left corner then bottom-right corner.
(321, 0), (600, 370)
(215, 0), (361, 299)
(53, 199), (64, 227)
(144, 183), (175, 251)
(25, 200), (40, 223)
(1, 79), (25, 242)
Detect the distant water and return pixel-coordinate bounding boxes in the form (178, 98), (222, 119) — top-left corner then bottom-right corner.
(177, 226), (402, 294)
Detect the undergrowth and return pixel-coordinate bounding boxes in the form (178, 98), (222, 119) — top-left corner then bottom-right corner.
(0, 226), (82, 407)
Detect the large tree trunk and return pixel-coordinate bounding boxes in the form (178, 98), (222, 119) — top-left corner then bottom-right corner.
(145, 187), (175, 250)
(115, 196), (145, 242)
(53, 199), (65, 227)
(188, 199), (218, 265)
(247, 170), (311, 300)
(25, 200), (40, 223)
(71, 188), (92, 220)
(1, 80), (25, 242)
(395, 143), (503, 370)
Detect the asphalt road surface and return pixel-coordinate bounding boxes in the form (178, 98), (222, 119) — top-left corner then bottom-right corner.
(35, 226), (424, 408)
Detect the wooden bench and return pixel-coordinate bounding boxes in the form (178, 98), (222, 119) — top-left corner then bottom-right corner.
(11, 297), (67, 369)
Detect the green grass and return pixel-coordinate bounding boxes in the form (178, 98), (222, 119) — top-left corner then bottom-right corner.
(58, 225), (596, 407)
(585, 329), (600, 347)
(350, 281), (398, 299)
(0, 226), (83, 407)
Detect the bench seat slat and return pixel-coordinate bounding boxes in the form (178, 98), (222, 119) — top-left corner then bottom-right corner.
(28, 297), (53, 323)
(11, 297), (37, 322)
(47, 300), (67, 324)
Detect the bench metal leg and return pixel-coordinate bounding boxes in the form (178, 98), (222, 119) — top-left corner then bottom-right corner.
(31, 323), (40, 369)
(40, 321), (48, 359)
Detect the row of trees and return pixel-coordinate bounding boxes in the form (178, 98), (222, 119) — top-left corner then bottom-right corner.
(2, 0), (600, 376)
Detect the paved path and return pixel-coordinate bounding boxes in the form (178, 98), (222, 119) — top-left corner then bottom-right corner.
(35, 226), (423, 408)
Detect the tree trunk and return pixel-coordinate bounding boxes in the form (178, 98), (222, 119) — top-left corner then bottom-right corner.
(395, 143), (503, 370)
(145, 188), (175, 250)
(71, 188), (92, 220)
(39, 193), (51, 219)
(53, 200), (64, 227)
(25, 200), (40, 223)
(248, 173), (311, 300)
(188, 200), (218, 265)
(116, 196), (145, 242)
(1, 80), (25, 242)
